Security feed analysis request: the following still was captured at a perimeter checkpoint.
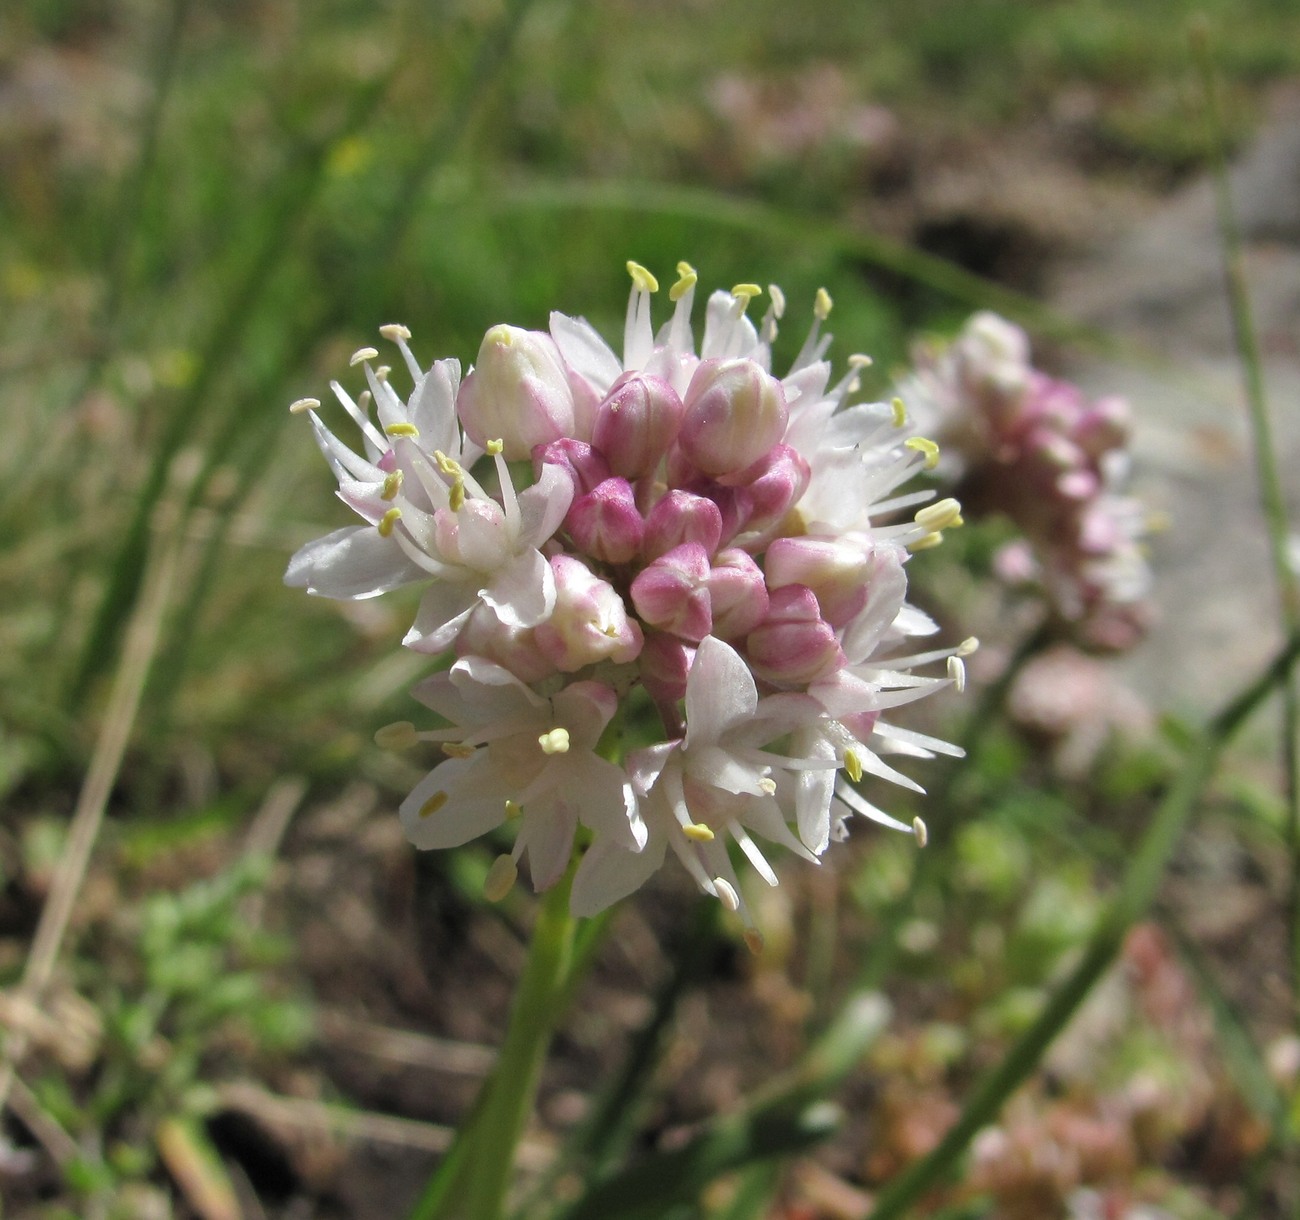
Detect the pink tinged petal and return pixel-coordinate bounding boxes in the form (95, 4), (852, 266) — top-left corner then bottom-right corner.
(839, 546), (909, 662)
(642, 491), (723, 561)
(591, 372), (685, 479)
(457, 326), (575, 460)
(562, 754), (642, 847)
(549, 310), (624, 398)
(630, 543), (713, 642)
(516, 797), (580, 891)
(679, 358), (789, 476)
(403, 581), (479, 653)
(566, 478), (645, 565)
(537, 557), (643, 671)
(570, 832), (666, 916)
(686, 743), (768, 796)
(408, 357), (462, 455)
(638, 632), (693, 722)
(746, 586), (845, 688)
(309, 413), (384, 484)
(737, 793), (821, 864)
(730, 445), (809, 539)
(706, 549), (769, 640)
(482, 547), (555, 629)
(797, 762), (836, 856)
(285, 526), (424, 599)
(550, 680), (619, 749)
(684, 636), (757, 745)
(454, 606), (555, 685)
(400, 757), (509, 849)
(517, 462), (576, 548)
(455, 499), (509, 571)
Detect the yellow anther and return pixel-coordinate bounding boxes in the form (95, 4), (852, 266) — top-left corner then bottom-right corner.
(359, 390), (373, 411)
(374, 721), (417, 750)
(538, 727), (570, 755)
(433, 450), (462, 477)
(814, 287), (833, 320)
(486, 438), (504, 455)
(891, 397), (907, 428)
(848, 353), (875, 369)
(713, 877), (741, 912)
(912, 816), (929, 849)
(731, 282), (763, 301)
(948, 655), (967, 693)
(484, 854), (518, 902)
(419, 791), (449, 818)
(767, 284), (786, 318)
(385, 422), (420, 439)
(379, 323), (412, 341)
(670, 263), (698, 301)
(626, 261), (659, 293)
(910, 531), (944, 552)
(844, 750), (863, 784)
(744, 928), (765, 956)
(381, 469), (404, 501)
(350, 346), (379, 366)
(505, 799), (522, 820)
(682, 822), (715, 843)
(758, 777), (777, 796)
(375, 365), (391, 382)
(957, 636), (980, 657)
(915, 497), (964, 532)
(377, 507), (402, 538)
(904, 436), (941, 469)
(289, 397), (320, 414)
(442, 742), (476, 760)
(448, 479), (466, 512)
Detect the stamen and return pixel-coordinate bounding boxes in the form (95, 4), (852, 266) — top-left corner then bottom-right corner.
(947, 656), (967, 693)
(375, 365), (391, 382)
(957, 636), (980, 657)
(419, 791), (449, 818)
(448, 479), (466, 512)
(377, 507), (402, 537)
(915, 498), (964, 532)
(374, 721), (417, 750)
(670, 262), (698, 301)
(844, 749), (864, 784)
(891, 397), (907, 428)
(744, 928), (765, 956)
(486, 438), (505, 455)
(731, 282), (763, 304)
(289, 397), (320, 414)
(626, 261), (659, 293)
(767, 284), (786, 319)
(904, 436), (940, 469)
(682, 822), (715, 843)
(538, 727), (571, 755)
(912, 816), (928, 848)
(814, 287), (833, 320)
(433, 450), (463, 477)
(385, 422), (420, 439)
(350, 346), (379, 366)
(758, 777), (777, 796)
(441, 742), (476, 759)
(381, 469), (404, 501)
(379, 323), (411, 341)
(505, 799), (522, 820)
(713, 877), (740, 912)
(848, 353), (874, 369)
(909, 531), (944, 551)
(484, 854), (518, 902)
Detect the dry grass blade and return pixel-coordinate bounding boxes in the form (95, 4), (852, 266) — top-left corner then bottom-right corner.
(0, 459), (194, 1113)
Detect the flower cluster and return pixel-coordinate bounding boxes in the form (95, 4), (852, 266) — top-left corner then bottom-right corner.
(287, 263), (969, 934)
(901, 312), (1153, 651)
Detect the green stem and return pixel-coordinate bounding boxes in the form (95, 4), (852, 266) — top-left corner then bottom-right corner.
(1193, 31), (1300, 1022)
(867, 629), (1300, 1220)
(413, 870), (578, 1220)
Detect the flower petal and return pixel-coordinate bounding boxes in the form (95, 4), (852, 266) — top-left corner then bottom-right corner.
(285, 526), (423, 599)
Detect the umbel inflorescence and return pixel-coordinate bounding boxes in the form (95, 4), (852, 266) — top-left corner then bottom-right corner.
(286, 262), (971, 936)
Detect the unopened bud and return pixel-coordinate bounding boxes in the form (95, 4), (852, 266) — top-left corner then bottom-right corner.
(679, 358), (788, 477)
(592, 372), (685, 478)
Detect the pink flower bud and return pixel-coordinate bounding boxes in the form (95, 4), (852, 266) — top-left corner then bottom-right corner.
(456, 604), (556, 684)
(730, 444), (809, 539)
(533, 438), (611, 496)
(1075, 395), (1130, 459)
(765, 536), (872, 628)
(642, 490), (723, 560)
(535, 555), (643, 672)
(566, 477), (645, 565)
(592, 372), (685, 478)
(457, 325), (575, 459)
(639, 630), (693, 724)
(707, 549), (769, 639)
(629, 543), (713, 642)
(679, 358), (788, 477)
(746, 585), (845, 687)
